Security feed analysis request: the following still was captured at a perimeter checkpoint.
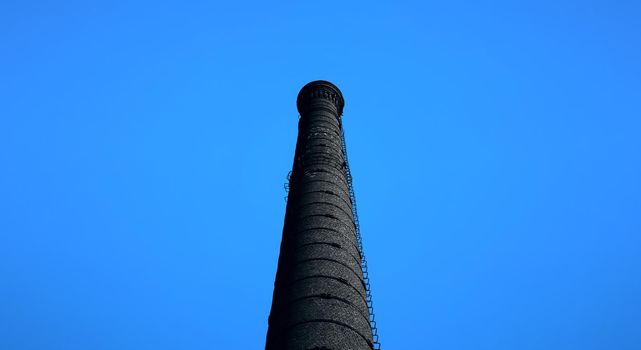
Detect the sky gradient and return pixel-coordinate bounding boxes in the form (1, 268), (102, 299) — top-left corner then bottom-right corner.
(2, 1), (641, 349)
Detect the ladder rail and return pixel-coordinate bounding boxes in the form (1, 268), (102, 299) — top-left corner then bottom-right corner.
(340, 127), (382, 350)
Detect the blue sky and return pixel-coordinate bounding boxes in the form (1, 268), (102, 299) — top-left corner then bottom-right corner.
(1, 1), (640, 349)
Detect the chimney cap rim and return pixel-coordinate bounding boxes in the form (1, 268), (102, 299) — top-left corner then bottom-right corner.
(297, 80), (345, 116)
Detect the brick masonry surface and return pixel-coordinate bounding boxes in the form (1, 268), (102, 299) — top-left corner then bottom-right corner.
(265, 81), (374, 350)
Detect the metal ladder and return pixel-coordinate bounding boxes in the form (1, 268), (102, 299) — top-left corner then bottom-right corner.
(340, 127), (381, 350)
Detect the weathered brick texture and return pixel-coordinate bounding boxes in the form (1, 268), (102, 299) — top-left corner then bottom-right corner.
(266, 81), (373, 350)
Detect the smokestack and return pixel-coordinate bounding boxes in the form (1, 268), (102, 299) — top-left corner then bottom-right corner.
(265, 81), (375, 350)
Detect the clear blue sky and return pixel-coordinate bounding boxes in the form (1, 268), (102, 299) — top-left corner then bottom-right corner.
(1, 1), (640, 349)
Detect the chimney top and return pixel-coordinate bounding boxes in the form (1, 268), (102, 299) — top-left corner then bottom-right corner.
(297, 80), (345, 116)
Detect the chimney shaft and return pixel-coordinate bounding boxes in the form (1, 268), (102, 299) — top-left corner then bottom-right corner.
(265, 81), (373, 349)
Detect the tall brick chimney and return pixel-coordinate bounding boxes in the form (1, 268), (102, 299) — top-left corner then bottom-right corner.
(265, 81), (375, 350)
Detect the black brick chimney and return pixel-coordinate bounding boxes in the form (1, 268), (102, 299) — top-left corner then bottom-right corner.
(265, 81), (374, 350)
